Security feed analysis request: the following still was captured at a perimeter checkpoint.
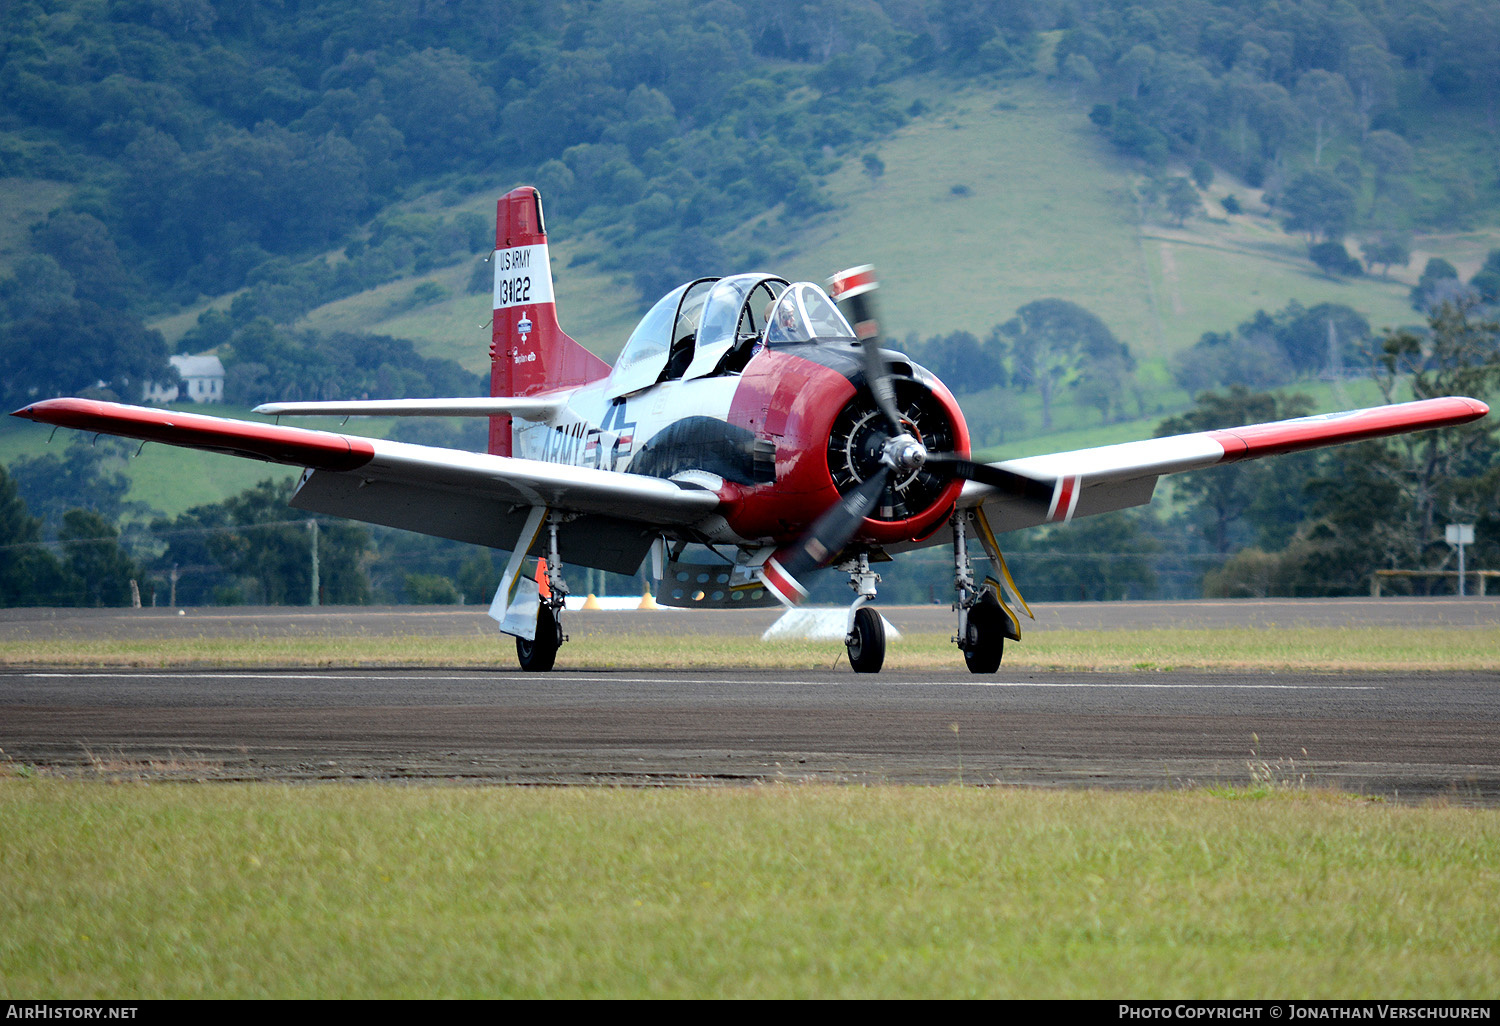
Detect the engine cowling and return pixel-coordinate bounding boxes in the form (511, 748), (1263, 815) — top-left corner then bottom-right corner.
(721, 347), (970, 549)
(824, 371), (970, 546)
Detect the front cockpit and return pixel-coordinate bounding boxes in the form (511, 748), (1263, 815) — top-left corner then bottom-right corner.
(606, 274), (857, 398)
(763, 282), (858, 346)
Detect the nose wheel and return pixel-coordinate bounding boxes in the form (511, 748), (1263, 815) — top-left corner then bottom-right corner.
(846, 605), (886, 673)
(840, 551), (886, 673)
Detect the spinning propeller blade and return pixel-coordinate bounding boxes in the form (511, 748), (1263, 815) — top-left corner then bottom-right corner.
(830, 264), (1063, 512)
(758, 467), (890, 606)
(830, 265), (903, 436)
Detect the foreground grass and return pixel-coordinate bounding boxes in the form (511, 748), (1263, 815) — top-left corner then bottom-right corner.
(0, 782), (1494, 998)
(2, 626), (1497, 672)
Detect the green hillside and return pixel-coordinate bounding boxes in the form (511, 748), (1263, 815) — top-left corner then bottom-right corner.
(12, 76), (1488, 515)
(5, 0), (1500, 523)
(254, 78), (1490, 437)
(271, 80), (1454, 372)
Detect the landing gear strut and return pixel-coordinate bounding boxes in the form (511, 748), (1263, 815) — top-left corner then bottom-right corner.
(516, 514), (570, 672)
(951, 511), (1012, 674)
(842, 551), (885, 673)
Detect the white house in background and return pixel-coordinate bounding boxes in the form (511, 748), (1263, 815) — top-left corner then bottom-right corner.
(145, 353), (225, 404)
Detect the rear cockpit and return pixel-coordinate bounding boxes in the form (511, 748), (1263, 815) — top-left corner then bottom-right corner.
(606, 275), (856, 398)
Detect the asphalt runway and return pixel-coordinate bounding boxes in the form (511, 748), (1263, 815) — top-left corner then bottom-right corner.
(2, 599), (1497, 803)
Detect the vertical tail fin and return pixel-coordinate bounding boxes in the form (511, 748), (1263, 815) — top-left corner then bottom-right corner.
(489, 187), (610, 456)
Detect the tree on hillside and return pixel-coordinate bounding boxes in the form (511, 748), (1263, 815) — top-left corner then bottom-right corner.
(1410, 258), (1464, 313)
(1469, 249), (1500, 306)
(1250, 82), (1304, 170)
(0, 466), (70, 607)
(59, 510), (138, 607)
(1362, 130), (1413, 215)
(1362, 233), (1411, 277)
(1164, 176), (1201, 226)
(9, 438), (146, 532)
(1345, 44), (1398, 133)
(914, 331), (1005, 395)
(1003, 299), (1131, 431)
(1308, 240), (1362, 278)
(1156, 388), (1317, 556)
(1280, 169), (1357, 242)
(0, 300), (171, 409)
(1274, 298), (1500, 594)
(150, 480), (372, 606)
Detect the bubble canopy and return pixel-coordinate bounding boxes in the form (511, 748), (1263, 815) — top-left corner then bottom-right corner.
(606, 274), (858, 399)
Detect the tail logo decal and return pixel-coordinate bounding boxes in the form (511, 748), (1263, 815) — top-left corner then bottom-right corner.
(493, 245), (554, 308)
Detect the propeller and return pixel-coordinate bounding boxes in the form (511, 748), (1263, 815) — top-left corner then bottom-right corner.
(828, 265), (1061, 505)
(829, 265), (903, 437)
(759, 266), (1071, 606)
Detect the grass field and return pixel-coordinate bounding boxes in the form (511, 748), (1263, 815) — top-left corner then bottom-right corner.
(1, 782), (1495, 998)
(3, 625), (1497, 672)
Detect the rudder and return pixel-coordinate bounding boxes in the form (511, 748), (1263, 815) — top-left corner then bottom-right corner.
(489, 187), (610, 456)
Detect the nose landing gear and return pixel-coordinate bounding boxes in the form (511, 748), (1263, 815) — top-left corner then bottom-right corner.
(842, 551), (885, 673)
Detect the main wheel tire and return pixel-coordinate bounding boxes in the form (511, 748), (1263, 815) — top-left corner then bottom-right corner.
(846, 606), (886, 674)
(516, 604), (561, 672)
(963, 592), (1006, 674)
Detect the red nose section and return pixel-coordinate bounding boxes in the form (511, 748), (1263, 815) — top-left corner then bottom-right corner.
(723, 349), (969, 549)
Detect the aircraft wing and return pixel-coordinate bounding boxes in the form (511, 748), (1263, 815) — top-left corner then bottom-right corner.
(253, 397), (566, 420)
(957, 396), (1489, 534)
(11, 398), (719, 574)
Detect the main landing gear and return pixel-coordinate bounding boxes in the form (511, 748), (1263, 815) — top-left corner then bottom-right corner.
(950, 511), (1022, 674)
(516, 516), (570, 672)
(516, 601), (562, 671)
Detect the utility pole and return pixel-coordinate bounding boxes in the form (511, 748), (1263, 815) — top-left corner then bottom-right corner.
(308, 519), (320, 606)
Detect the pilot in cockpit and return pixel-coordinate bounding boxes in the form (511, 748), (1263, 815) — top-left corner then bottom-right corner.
(762, 282), (855, 348)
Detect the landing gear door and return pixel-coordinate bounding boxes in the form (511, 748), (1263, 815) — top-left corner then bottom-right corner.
(489, 506), (547, 640)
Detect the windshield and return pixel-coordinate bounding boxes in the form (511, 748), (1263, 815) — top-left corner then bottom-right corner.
(764, 282), (856, 345)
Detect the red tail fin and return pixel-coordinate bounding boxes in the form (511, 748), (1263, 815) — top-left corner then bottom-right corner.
(489, 187), (610, 456)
